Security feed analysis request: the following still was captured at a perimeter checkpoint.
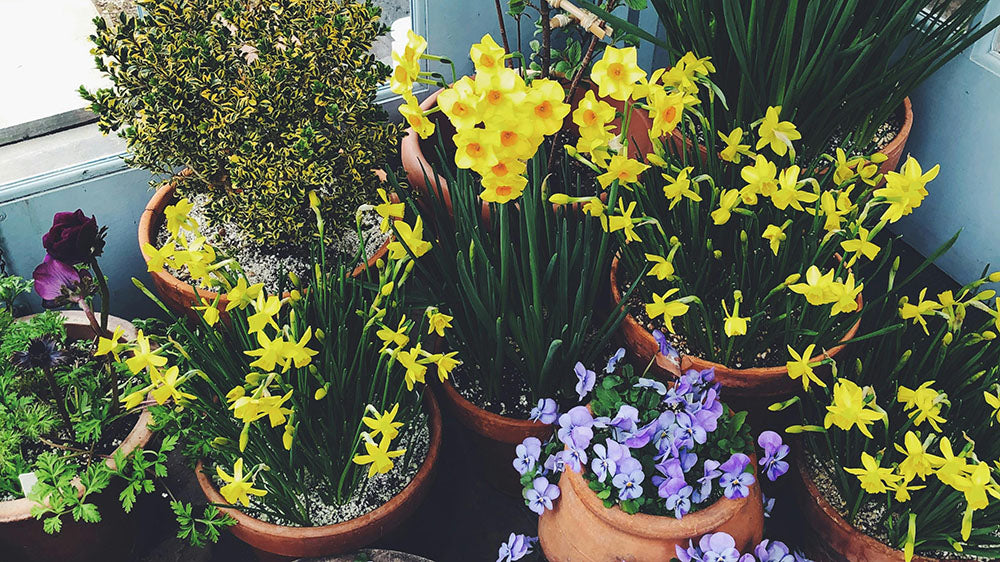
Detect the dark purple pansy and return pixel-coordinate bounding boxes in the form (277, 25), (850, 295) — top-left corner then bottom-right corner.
(42, 210), (105, 265)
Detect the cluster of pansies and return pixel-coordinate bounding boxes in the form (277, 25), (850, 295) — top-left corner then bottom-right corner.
(393, 33), (575, 203)
(515, 340), (789, 518)
(676, 532), (812, 562)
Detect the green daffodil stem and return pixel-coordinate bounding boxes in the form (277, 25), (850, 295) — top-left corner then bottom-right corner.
(90, 258), (111, 336)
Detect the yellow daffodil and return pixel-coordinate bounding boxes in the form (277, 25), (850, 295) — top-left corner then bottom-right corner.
(480, 174), (528, 204)
(244, 331), (287, 372)
(572, 90), (615, 136)
(875, 156), (938, 223)
(469, 34), (506, 75)
(740, 155), (778, 200)
(722, 294), (748, 337)
(645, 253), (675, 281)
(121, 388), (150, 410)
(353, 434), (406, 477)
(933, 437), (970, 489)
(193, 303), (220, 326)
(761, 223), (787, 256)
(247, 293), (281, 335)
(475, 68), (528, 121)
(786, 344), (825, 391)
(374, 188), (405, 234)
(590, 46), (646, 102)
(898, 381), (947, 431)
(600, 201), (642, 243)
(217, 458), (267, 507)
(771, 166), (818, 211)
(479, 158), (527, 185)
(259, 390), (294, 427)
(647, 88), (685, 138)
(362, 403), (404, 441)
(985, 389), (1000, 424)
(899, 288), (942, 335)
(718, 128), (750, 163)
(710, 189), (741, 225)
(282, 423), (295, 450)
(833, 148), (861, 185)
(399, 94), (435, 139)
(491, 118), (539, 161)
(583, 198), (605, 218)
(830, 273), (863, 316)
(95, 326), (127, 362)
(824, 379), (883, 438)
(816, 191), (847, 233)
(390, 30), (426, 95)
(646, 288), (689, 333)
(845, 452), (900, 494)
(890, 475), (926, 503)
(142, 242), (175, 272)
(661, 166), (701, 209)
(453, 127), (499, 171)
(395, 345), (428, 391)
(282, 327), (318, 370)
(388, 217), (431, 259)
(756, 106), (801, 157)
(597, 154), (650, 190)
(377, 316), (410, 351)
(841, 227), (881, 267)
(789, 266), (838, 306)
(225, 278), (264, 312)
(164, 198), (197, 236)
(896, 431), (943, 481)
(436, 76), (480, 131)
(149, 365), (195, 405)
(426, 308), (454, 337)
(125, 330), (167, 375)
(427, 351), (461, 382)
(525, 78), (570, 137)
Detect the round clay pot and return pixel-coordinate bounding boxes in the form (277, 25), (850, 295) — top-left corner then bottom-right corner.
(538, 458), (765, 561)
(668, 98), (913, 178)
(0, 311), (154, 562)
(296, 550), (433, 562)
(437, 381), (553, 494)
(793, 452), (957, 562)
(137, 173), (391, 320)
(399, 82), (655, 213)
(195, 391), (443, 560)
(609, 257), (861, 399)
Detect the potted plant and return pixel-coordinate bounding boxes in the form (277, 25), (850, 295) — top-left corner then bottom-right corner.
(781, 266), (1000, 561)
(389, 33), (639, 489)
(82, 0), (402, 315)
(585, 0), (1000, 169)
(399, 0), (655, 199)
(512, 342), (796, 561)
(548, 55), (949, 413)
(127, 194), (451, 558)
(0, 211), (167, 562)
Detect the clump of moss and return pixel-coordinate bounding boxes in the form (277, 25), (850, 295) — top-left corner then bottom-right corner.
(83, 0), (402, 247)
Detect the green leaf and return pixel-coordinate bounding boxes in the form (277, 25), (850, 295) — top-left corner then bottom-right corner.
(43, 516), (62, 534)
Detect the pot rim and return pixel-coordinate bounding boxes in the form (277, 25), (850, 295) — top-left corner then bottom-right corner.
(559, 452), (756, 540)
(794, 450), (956, 562)
(609, 256), (861, 384)
(194, 389), (442, 544)
(439, 379), (551, 443)
(0, 312), (154, 523)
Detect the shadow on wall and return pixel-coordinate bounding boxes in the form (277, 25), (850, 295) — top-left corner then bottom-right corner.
(0, 153), (162, 320)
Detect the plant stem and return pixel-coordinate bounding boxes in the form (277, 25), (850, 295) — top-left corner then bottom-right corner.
(540, 0), (552, 78)
(43, 366), (73, 430)
(108, 360), (120, 417)
(493, 0), (513, 67)
(90, 258), (110, 336)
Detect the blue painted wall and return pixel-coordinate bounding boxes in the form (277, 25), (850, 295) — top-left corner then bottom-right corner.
(0, 154), (159, 318)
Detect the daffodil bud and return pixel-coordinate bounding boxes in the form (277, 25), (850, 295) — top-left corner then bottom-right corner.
(381, 282), (395, 296)
(896, 350), (912, 371)
(785, 424), (826, 434)
(288, 271), (301, 287)
(990, 272), (1000, 283)
(768, 396), (800, 411)
(376, 258), (385, 269)
(549, 193), (573, 205)
(870, 152), (889, 164)
(974, 289), (997, 301)
(314, 385), (329, 400)
(211, 437), (231, 448)
(983, 331), (997, 340)
(646, 152), (669, 168)
(309, 364), (319, 375)
(239, 424), (250, 452)
(733, 290), (743, 302)
(740, 230), (748, 243)
(315, 329), (325, 342)
(564, 144), (579, 158)
(784, 273), (801, 286)
(245, 372), (263, 385)
(892, 256), (900, 273)
(942, 332), (954, 346)
(669, 236), (680, 246)
(706, 238), (713, 252)
(713, 250), (722, 259)
(290, 289), (302, 301)
(405, 260), (415, 274)
(308, 190), (321, 210)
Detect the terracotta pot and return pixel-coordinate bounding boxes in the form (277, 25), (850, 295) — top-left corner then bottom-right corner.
(0, 311), (154, 562)
(539, 457), (764, 561)
(609, 257), (861, 400)
(297, 550), (433, 562)
(399, 82), (655, 214)
(437, 380), (553, 494)
(669, 98), (913, 178)
(793, 452), (957, 562)
(195, 391), (443, 561)
(137, 172), (391, 320)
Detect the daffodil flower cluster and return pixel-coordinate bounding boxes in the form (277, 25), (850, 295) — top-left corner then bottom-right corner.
(129, 190), (457, 526)
(393, 33), (573, 204)
(783, 270), (1000, 559)
(142, 198), (231, 290)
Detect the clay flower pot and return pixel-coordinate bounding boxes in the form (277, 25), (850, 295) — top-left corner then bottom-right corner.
(437, 381), (552, 494)
(195, 391), (443, 560)
(538, 459), (765, 561)
(669, 98), (913, 178)
(0, 311), (154, 562)
(399, 82), (655, 213)
(137, 173), (391, 320)
(609, 257), (861, 400)
(793, 452), (957, 562)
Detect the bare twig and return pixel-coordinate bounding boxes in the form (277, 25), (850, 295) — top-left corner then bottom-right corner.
(540, 0), (552, 78)
(546, 35), (600, 175)
(493, 0), (513, 66)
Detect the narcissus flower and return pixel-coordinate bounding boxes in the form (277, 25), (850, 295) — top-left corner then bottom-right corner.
(396, 345), (428, 391)
(718, 128), (750, 163)
(897, 381), (947, 431)
(572, 90), (616, 134)
(590, 46), (646, 102)
(481, 174), (528, 204)
(436, 76), (480, 131)
(376, 317), (410, 351)
(149, 365), (195, 405)
(453, 127), (499, 171)
(756, 106), (801, 157)
(646, 288), (689, 333)
(789, 266), (838, 306)
(125, 330), (167, 374)
(388, 217), (432, 259)
(722, 295), (748, 337)
(373, 188), (405, 233)
(824, 379), (883, 438)
(645, 253), (675, 281)
(142, 242), (175, 272)
(525, 78), (570, 137)
(362, 403), (404, 441)
(246, 293), (281, 334)
(475, 69), (528, 120)
(470, 34), (506, 75)
(761, 224), (787, 256)
(740, 155), (778, 200)
(597, 155), (650, 190)
(896, 431), (943, 481)
(830, 273), (863, 316)
(399, 94), (435, 139)
(899, 288), (942, 335)
(217, 458), (267, 507)
(353, 434), (406, 477)
(845, 452), (900, 494)
(225, 278), (264, 312)
(661, 167), (701, 209)
(163, 198), (197, 237)
(841, 227), (881, 267)
(95, 326), (127, 362)
(876, 156), (938, 223)
(985, 389), (1000, 424)
(770, 166), (817, 211)
(710, 189), (741, 226)
(786, 344), (825, 391)
(600, 201), (642, 243)
(426, 308), (454, 337)
(647, 88), (685, 138)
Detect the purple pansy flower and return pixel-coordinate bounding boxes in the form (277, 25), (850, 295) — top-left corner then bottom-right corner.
(763, 494), (775, 518)
(611, 466), (644, 501)
(564, 446), (587, 472)
(757, 431), (790, 481)
(497, 533), (536, 562)
(755, 539), (796, 562)
(574, 361), (596, 401)
(635, 377), (668, 395)
(529, 398), (559, 425)
(557, 406), (595, 450)
(652, 329), (679, 364)
(623, 419), (659, 449)
(694, 459), (722, 503)
(590, 439), (627, 483)
(513, 437), (541, 475)
(677, 411), (708, 446)
(543, 451), (567, 474)
(653, 457), (687, 499)
(606, 404), (640, 434)
(605, 347), (626, 373)
(665, 484), (693, 519)
(524, 477), (560, 514)
(676, 532), (744, 562)
(719, 453), (755, 500)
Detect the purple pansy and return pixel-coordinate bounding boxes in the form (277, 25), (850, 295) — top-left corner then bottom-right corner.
(529, 398), (559, 425)
(574, 361), (596, 401)
(496, 533), (536, 562)
(757, 431), (790, 481)
(651, 329), (679, 364)
(754, 539), (797, 562)
(606, 404), (640, 434)
(564, 446), (587, 472)
(623, 419), (659, 449)
(676, 532), (744, 562)
(694, 459), (722, 503)
(513, 437), (542, 476)
(763, 494), (775, 519)
(665, 484), (693, 519)
(524, 477), (560, 515)
(605, 347), (626, 373)
(611, 466), (644, 501)
(719, 453), (755, 500)
(635, 377), (668, 395)
(557, 406), (595, 450)
(32, 255), (89, 305)
(591, 439), (627, 483)
(653, 457), (687, 499)
(543, 451), (567, 474)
